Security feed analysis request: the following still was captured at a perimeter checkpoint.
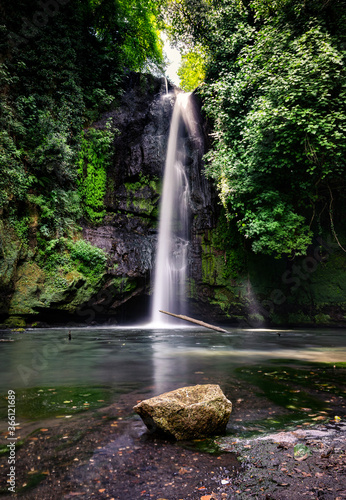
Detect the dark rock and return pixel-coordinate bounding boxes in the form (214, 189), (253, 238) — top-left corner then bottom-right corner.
(84, 226), (154, 278)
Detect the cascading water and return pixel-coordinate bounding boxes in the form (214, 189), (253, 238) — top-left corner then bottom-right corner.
(151, 93), (191, 325)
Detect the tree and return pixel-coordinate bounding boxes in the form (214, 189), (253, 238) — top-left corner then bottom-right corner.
(177, 50), (206, 91)
(0, 0), (164, 237)
(164, 0), (346, 257)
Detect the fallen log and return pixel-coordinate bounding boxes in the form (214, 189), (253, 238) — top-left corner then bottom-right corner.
(159, 310), (228, 333)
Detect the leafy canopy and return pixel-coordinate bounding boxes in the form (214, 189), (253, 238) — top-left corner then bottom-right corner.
(0, 0), (164, 238)
(164, 0), (346, 257)
(177, 50), (207, 91)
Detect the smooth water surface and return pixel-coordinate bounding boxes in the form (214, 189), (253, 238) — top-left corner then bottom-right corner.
(1, 327), (345, 392)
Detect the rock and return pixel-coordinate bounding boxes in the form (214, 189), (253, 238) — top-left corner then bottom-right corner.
(133, 384), (232, 440)
(0, 220), (26, 315)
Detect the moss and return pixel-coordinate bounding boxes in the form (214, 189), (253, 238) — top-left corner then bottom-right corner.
(111, 277), (137, 294)
(308, 251), (346, 304)
(201, 239), (228, 286)
(124, 173), (160, 193)
(9, 262), (46, 315)
(200, 211), (247, 291)
(199, 210), (346, 326)
(198, 218), (248, 320)
(7, 237), (107, 316)
(124, 181), (160, 218)
(77, 126), (114, 223)
(39, 275), (100, 314)
(314, 313), (331, 324)
(107, 176), (115, 194)
(187, 278), (198, 299)
(123, 173), (161, 219)
(136, 197), (155, 214)
(64, 270), (83, 284)
(68, 239), (107, 285)
(210, 288), (244, 319)
(4, 316), (26, 328)
(149, 178), (161, 193)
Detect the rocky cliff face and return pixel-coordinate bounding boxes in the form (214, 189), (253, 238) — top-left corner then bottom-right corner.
(0, 74), (173, 326)
(1, 72), (224, 327)
(2, 72), (345, 328)
(78, 73), (244, 326)
(81, 73), (225, 324)
(81, 73), (172, 322)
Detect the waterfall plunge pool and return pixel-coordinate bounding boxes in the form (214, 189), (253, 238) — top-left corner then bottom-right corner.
(0, 326), (345, 436)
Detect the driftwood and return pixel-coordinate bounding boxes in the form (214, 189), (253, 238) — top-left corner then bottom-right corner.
(159, 310), (228, 333)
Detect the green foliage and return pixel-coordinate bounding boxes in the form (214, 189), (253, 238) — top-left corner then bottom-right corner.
(28, 190), (82, 239)
(236, 198), (313, 256)
(7, 207), (31, 243)
(117, 0), (164, 72)
(69, 239), (107, 283)
(90, 0), (164, 72)
(0, 0), (164, 244)
(77, 125), (114, 223)
(0, 64), (30, 210)
(177, 50), (207, 91)
(37, 236), (107, 287)
(165, 0), (346, 257)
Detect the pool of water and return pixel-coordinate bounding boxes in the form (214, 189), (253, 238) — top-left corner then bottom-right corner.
(0, 326), (345, 432)
(1, 326), (345, 389)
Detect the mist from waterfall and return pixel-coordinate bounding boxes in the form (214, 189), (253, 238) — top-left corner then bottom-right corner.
(151, 93), (192, 325)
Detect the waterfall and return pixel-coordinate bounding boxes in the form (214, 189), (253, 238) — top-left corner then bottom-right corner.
(151, 93), (192, 325)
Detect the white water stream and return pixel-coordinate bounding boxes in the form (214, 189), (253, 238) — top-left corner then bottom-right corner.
(151, 93), (191, 324)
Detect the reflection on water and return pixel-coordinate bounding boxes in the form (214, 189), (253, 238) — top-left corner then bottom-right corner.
(0, 327), (345, 392)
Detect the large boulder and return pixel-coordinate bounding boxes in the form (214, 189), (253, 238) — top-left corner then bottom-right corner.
(133, 384), (232, 440)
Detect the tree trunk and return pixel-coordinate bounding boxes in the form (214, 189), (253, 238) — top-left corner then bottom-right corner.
(159, 310), (228, 333)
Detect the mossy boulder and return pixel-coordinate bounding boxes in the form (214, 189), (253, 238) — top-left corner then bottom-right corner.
(9, 262), (46, 315)
(0, 221), (27, 315)
(133, 384), (232, 440)
(8, 261), (104, 318)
